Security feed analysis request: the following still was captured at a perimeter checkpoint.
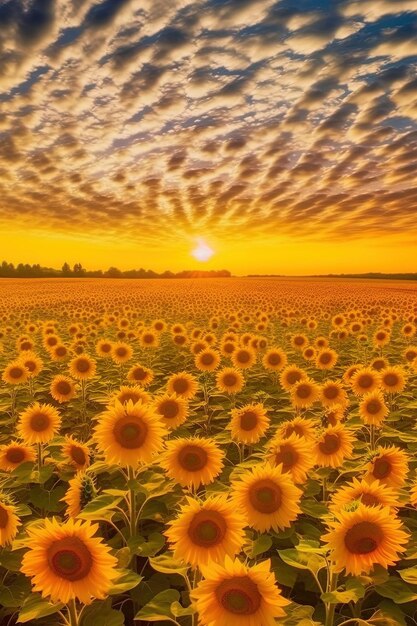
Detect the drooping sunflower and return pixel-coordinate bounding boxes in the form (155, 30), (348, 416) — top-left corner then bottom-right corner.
(350, 367), (381, 396)
(329, 477), (400, 513)
(17, 402), (61, 444)
(20, 517), (119, 604)
(191, 556), (289, 626)
(215, 367), (245, 395)
(278, 365), (307, 391)
(359, 390), (388, 426)
(165, 495), (246, 567)
(50, 375), (77, 403)
(161, 437), (224, 489)
(126, 363), (154, 387)
(363, 446), (409, 489)
(266, 433), (314, 484)
(320, 380), (348, 409)
(111, 341), (133, 365)
(61, 436), (90, 470)
(167, 371), (199, 400)
(94, 400), (167, 467)
(314, 424), (355, 468)
(0, 499), (21, 547)
(322, 503), (409, 576)
(62, 473), (97, 519)
(380, 366), (407, 394)
(290, 378), (321, 409)
(69, 354), (97, 381)
(110, 385), (151, 406)
(2, 361), (29, 385)
(277, 416), (317, 441)
(231, 464), (302, 532)
(0, 442), (36, 472)
(153, 393), (189, 429)
(229, 403), (270, 445)
(231, 347), (256, 370)
(195, 348), (221, 372)
(262, 347), (288, 371)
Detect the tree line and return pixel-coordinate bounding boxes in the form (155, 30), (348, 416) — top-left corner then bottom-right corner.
(0, 261), (231, 279)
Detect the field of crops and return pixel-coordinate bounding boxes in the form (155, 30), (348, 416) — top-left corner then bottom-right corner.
(1, 277), (417, 626)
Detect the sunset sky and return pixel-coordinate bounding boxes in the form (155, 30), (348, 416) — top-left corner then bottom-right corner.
(1, 0), (417, 275)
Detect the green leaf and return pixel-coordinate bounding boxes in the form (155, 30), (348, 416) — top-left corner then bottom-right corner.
(0, 575), (32, 608)
(135, 589), (180, 623)
(278, 548), (326, 576)
(149, 554), (190, 580)
(108, 569), (143, 595)
(80, 602), (124, 626)
(398, 566), (417, 585)
(245, 534), (273, 558)
(375, 577), (417, 603)
(170, 601), (196, 618)
(77, 494), (123, 520)
(136, 532), (166, 557)
(17, 593), (64, 623)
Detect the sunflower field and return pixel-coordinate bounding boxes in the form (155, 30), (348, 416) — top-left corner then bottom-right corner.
(1, 277), (417, 626)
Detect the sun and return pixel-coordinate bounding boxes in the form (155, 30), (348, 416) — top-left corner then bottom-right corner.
(192, 238), (214, 262)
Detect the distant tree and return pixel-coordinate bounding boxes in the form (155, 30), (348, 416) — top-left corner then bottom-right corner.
(105, 267), (122, 278)
(62, 262), (72, 276)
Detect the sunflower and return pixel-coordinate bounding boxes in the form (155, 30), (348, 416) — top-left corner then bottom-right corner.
(0, 499), (21, 547)
(277, 416), (317, 441)
(62, 473), (97, 518)
(231, 348), (256, 370)
(363, 446), (409, 489)
(314, 424), (355, 468)
(329, 478), (400, 513)
(290, 378), (320, 409)
(95, 339), (114, 358)
(165, 495), (245, 567)
(229, 403), (270, 445)
(139, 329), (159, 349)
(370, 357), (389, 372)
(94, 400), (166, 467)
(315, 348), (338, 370)
(111, 341), (133, 365)
(127, 363), (154, 387)
(50, 375), (77, 403)
(350, 367), (381, 396)
(279, 365), (307, 391)
(61, 436), (90, 470)
(69, 354), (97, 381)
(195, 349), (221, 372)
(19, 352), (43, 378)
(2, 361), (29, 385)
(191, 556), (289, 626)
(153, 394), (189, 429)
(20, 517), (119, 604)
(110, 385), (151, 406)
(161, 437), (224, 489)
(215, 368), (244, 395)
(410, 480), (417, 507)
(262, 347), (287, 371)
(167, 372), (199, 400)
(291, 334), (308, 351)
(0, 442), (36, 472)
(320, 380), (348, 408)
(359, 391), (388, 426)
(342, 363), (364, 385)
(302, 346), (317, 361)
(380, 366), (407, 394)
(50, 344), (69, 362)
(373, 329), (390, 348)
(231, 464), (301, 532)
(266, 433), (313, 484)
(17, 402), (61, 444)
(322, 503), (409, 576)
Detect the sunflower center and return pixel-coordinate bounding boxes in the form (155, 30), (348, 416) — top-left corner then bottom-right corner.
(373, 457), (391, 479)
(384, 374), (398, 387)
(116, 347), (127, 357)
(173, 378), (189, 394)
(47, 537), (92, 581)
(249, 479), (282, 513)
(9, 367), (24, 379)
(360, 493), (381, 507)
(119, 392), (140, 404)
(24, 361), (36, 372)
(286, 371), (302, 385)
(201, 353), (215, 365)
(216, 576), (261, 615)
(133, 368), (146, 380)
(56, 380), (71, 395)
(344, 521), (383, 554)
(70, 445), (87, 466)
(240, 411), (258, 431)
(56, 347), (66, 356)
(296, 384), (311, 399)
(324, 386), (339, 399)
(143, 334), (154, 343)
(76, 359), (90, 373)
(294, 336), (304, 346)
(188, 510), (227, 547)
(237, 351), (250, 363)
(268, 353), (281, 366)
(5, 448), (25, 464)
(319, 433), (341, 455)
(275, 445), (298, 471)
(366, 400), (382, 415)
(101, 343), (112, 353)
(178, 445), (208, 471)
(358, 375), (373, 389)
(0, 504), (9, 529)
(30, 413), (51, 432)
(113, 416), (148, 449)
(372, 360), (385, 371)
(160, 400), (179, 419)
(223, 374), (238, 387)
(319, 353), (332, 364)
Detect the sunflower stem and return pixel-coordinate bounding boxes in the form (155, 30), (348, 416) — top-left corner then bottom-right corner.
(67, 599), (78, 626)
(370, 424), (375, 451)
(127, 466), (137, 539)
(324, 570), (338, 626)
(36, 442), (43, 476)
